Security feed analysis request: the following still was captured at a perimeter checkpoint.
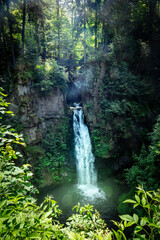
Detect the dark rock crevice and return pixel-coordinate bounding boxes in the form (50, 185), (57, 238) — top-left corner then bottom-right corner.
(66, 84), (82, 106)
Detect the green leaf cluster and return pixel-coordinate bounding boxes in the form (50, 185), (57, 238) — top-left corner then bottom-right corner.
(0, 196), (63, 240)
(113, 186), (160, 240)
(66, 203), (110, 239)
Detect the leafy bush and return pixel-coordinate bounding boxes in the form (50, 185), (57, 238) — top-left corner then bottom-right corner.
(113, 186), (160, 240)
(66, 203), (111, 239)
(0, 196), (63, 239)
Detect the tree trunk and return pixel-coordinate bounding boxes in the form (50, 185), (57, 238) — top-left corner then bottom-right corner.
(6, 0), (16, 69)
(101, 0), (107, 46)
(22, 0), (26, 55)
(71, 0), (74, 42)
(56, 0), (60, 60)
(95, 9), (98, 49)
(84, 0), (86, 64)
(0, 1), (11, 77)
(2, 27), (11, 77)
(35, 22), (41, 55)
(42, 24), (46, 61)
(148, 0), (156, 38)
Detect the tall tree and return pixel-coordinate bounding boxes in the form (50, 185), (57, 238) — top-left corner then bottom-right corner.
(22, 0), (26, 55)
(0, 0), (11, 77)
(56, 0), (60, 60)
(94, 0), (101, 49)
(5, 0), (16, 69)
(83, 0), (86, 64)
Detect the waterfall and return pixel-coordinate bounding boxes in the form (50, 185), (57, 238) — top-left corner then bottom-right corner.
(73, 106), (98, 195)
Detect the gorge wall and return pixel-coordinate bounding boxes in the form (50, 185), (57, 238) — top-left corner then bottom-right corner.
(10, 80), (65, 144)
(9, 78), (74, 188)
(77, 54), (157, 175)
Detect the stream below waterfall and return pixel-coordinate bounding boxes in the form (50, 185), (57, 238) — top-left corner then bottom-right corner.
(38, 105), (123, 225)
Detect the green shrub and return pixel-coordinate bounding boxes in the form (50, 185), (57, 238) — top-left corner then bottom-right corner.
(0, 196), (63, 239)
(66, 203), (111, 239)
(113, 186), (160, 240)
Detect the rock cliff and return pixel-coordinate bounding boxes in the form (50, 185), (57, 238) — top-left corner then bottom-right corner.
(9, 79), (74, 188)
(10, 79), (66, 144)
(78, 58), (151, 173)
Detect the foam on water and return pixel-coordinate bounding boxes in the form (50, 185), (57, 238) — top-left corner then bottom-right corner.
(78, 184), (106, 199)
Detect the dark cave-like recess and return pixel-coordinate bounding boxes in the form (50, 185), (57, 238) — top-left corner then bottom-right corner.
(66, 84), (82, 106)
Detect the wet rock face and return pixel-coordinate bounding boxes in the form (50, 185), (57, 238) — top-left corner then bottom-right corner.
(10, 82), (65, 144)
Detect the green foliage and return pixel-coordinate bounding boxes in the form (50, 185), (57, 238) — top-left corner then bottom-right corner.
(66, 203), (110, 239)
(150, 116), (160, 156)
(1, 157), (37, 199)
(17, 68), (34, 84)
(0, 89), (36, 200)
(0, 196), (63, 240)
(34, 59), (68, 92)
(87, 54), (155, 160)
(113, 186), (160, 240)
(125, 115), (160, 190)
(42, 121), (68, 154)
(118, 189), (135, 215)
(24, 37), (39, 66)
(92, 128), (111, 159)
(25, 145), (45, 157)
(35, 118), (71, 186)
(125, 145), (153, 188)
(0, 90), (25, 150)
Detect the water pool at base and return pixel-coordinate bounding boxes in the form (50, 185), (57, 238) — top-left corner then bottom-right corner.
(38, 177), (122, 225)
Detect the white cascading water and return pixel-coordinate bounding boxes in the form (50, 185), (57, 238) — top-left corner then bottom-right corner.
(73, 106), (104, 197)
